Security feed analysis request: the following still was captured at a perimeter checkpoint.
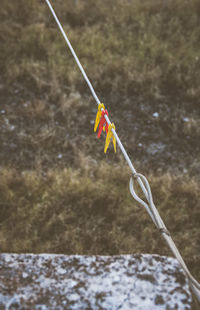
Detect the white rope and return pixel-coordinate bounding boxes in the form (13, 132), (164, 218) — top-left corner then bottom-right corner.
(45, 0), (200, 302)
(45, 0), (149, 199)
(45, 0), (100, 105)
(130, 174), (200, 301)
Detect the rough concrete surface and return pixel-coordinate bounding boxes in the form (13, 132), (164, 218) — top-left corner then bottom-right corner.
(0, 253), (192, 309)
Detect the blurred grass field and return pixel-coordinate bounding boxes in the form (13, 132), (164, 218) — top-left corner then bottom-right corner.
(0, 0), (200, 307)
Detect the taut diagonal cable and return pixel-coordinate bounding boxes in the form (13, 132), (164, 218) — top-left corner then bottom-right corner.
(44, 0), (149, 198)
(45, 0), (100, 105)
(44, 0), (200, 302)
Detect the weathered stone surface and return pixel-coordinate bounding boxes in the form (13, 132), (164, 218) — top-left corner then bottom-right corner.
(0, 253), (192, 309)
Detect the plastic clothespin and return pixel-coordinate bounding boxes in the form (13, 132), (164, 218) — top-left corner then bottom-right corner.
(104, 123), (116, 153)
(97, 110), (109, 138)
(94, 103), (105, 132)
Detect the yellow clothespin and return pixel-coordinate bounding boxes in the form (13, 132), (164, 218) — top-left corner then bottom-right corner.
(94, 103), (105, 132)
(104, 123), (116, 153)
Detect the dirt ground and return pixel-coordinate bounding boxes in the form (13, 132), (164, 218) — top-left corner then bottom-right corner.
(0, 82), (199, 178)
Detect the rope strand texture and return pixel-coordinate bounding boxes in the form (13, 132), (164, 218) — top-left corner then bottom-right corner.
(45, 0), (200, 302)
(130, 175), (200, 300)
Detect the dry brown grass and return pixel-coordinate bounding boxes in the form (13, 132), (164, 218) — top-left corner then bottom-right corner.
(0, 160), (199, 277)
(0, 1), (200, 307)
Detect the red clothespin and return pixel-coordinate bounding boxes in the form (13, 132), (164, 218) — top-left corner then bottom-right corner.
(97, 110), (109, 138)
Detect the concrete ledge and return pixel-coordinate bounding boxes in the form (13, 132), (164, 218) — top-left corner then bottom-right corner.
(0, 253), (192, 309)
